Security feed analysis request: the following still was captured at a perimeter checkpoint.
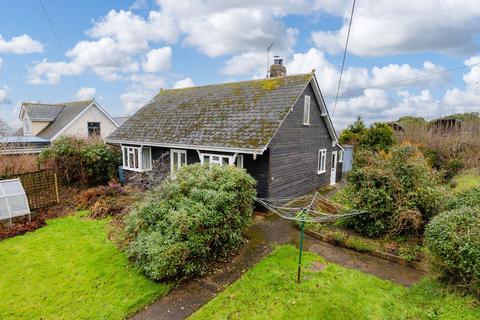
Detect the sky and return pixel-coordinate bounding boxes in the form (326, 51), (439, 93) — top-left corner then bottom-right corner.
(0, 0), (479, 130)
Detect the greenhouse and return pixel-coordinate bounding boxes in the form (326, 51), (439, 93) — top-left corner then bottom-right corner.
(0, 178), (30, 222)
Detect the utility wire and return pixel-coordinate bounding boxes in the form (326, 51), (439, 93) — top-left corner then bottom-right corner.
(39, 0), (82, 90)
(324, 62), (480, 99)
(332, 0), (356, 116)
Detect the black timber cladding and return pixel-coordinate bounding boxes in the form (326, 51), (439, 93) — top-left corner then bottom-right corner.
(268, 83), (342, 198)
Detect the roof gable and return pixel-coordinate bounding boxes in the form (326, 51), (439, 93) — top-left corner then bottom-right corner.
(107, 74), (314, 152)
(22, 100), (94, 140)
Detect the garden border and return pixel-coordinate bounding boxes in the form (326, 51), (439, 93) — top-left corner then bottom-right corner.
(304, 229), (428, 271)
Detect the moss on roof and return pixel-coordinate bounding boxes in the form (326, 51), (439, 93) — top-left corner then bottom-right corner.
(107, 74), (313, 150)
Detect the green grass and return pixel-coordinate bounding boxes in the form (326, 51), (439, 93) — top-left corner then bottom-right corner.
(190, 245), (479, 320)
(0, 214), (171, 319)
(451, 169), (480, 193)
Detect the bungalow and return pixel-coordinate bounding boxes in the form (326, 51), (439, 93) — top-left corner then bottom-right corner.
(106, 60), (343, 198)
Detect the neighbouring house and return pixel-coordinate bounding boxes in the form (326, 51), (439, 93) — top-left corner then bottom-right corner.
(106, 60), (343, 198)
(19, 99), (118, 142)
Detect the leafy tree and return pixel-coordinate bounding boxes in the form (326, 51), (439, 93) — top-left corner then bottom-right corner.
(339, 116), (367, 145)
(358, 122), (395, 152)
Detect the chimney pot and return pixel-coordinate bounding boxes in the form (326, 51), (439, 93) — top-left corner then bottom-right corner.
(270, 56), (286, 77)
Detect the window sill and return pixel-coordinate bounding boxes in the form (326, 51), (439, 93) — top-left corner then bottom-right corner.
(122, 166), (150, 172)
(303, 123), (310, 126)
(317, 170), (326, 175)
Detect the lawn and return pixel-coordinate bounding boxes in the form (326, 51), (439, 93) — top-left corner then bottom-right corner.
(0, 214), (171, 319)
(451, 169), (480, 193)
(190, 245), (480, 320)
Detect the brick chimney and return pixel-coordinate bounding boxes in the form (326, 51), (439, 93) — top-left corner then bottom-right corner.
(270, 56), (286, 77)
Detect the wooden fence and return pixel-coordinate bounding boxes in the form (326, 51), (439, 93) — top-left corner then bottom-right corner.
(16, 170), (59, 210)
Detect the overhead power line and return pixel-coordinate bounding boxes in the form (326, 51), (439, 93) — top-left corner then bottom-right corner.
(39, 0), (82, 90)
(324, 61), (480, 99)
(332, 0), (356, 116)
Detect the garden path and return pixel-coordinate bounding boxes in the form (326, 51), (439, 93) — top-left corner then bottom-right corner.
(131, 214), (425, 320)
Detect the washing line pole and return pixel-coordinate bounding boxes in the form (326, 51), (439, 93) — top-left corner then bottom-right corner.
(297, 209), (306, 284)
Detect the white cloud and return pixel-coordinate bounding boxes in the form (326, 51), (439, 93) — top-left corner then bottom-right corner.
(121, 87), (153, 113)
(88, 9), (179, 53)
(221, 52), (267, 77)
(0, 85), (10, 105)
(0, 57), (3, 70)
(130, 73), (166, 90)
(0, 34), (43, 54)
(142, 47), (172, 72)
(28, 59), (84, 85)
(442, 56), (480, 113)
(130, 0), (148, 10)
(174, 77), (194, 89)
(75, 87), (96, 100)
(312, 0), (480, 57)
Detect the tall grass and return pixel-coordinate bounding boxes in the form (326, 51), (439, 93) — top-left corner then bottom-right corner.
(396, 119), (480, 169)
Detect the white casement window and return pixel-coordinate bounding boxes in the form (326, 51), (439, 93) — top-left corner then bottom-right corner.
(122, 146), (152, 172)
(201, 154), (230, 167)
(236, 155), (244, 169)
(171, 149), (187, 174)
(318, 149), (327, 174)
(303, 95), (311, 125)
(339, 150), (344, 163)
(23, 118), (32, 136)
(200, 153), (243, 168)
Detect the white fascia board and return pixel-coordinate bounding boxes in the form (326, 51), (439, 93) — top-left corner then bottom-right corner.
(107, 139), (265, 155)
(310, 74), (339, 143)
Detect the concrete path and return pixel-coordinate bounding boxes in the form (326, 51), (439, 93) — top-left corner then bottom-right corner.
(131, 214), (426, 320)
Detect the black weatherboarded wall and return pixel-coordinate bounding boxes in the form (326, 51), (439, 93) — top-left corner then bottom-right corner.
(268, 83), (342, 198)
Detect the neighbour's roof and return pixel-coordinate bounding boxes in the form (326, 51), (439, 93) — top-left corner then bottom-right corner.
(22, 103), (64, 121)
(0, 136), (49, 144)
(114, 116), (130, 126)
(20, 100), (93, 140)
(107, 74), (314, 151)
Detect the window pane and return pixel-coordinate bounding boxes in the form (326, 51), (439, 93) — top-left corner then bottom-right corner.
(173, 152), (178, 168)
(236, 155), (243, 168)
(203, 155), (210, 164)
(222, 157), (229, 165)
(142, 147), (151, 170)
(134, 149), (139, 168)
(180, 152), (186, 165)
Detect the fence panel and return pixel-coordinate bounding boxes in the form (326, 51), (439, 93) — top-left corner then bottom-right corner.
(15, 171), (59, 210)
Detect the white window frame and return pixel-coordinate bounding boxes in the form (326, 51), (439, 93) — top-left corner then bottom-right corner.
(303, 95), (311, 125)
(122, 146), (152, 172)
(23, 117), (32, 136)
(339, 150), (344, 163)
(318, 149), (327, 174)
(199, 152), (244, 168)
(236, 154), (244, 169)
(170, 149), (187, 174)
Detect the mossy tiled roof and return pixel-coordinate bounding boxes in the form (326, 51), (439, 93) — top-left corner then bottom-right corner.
(107, 74), (313, 151)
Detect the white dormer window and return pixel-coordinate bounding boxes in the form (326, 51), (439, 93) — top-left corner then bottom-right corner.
(303, 95), (310, 125)
(23, 118), (32, 136)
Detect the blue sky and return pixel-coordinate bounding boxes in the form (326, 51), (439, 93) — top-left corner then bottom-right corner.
(0, 0), (479, 130)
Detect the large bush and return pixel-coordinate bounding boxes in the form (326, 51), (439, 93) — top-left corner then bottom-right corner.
(344, 143), (443, 237)
(444, 187), (480, 211)
(124, 164), (256, 281)
(38, 136), (120, 186)
(425, 206), (480, 296)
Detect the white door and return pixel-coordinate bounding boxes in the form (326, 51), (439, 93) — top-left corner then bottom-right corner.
(330, 151), (337, 185)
